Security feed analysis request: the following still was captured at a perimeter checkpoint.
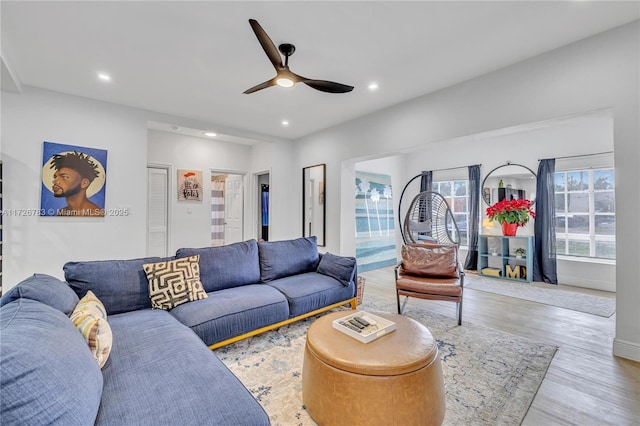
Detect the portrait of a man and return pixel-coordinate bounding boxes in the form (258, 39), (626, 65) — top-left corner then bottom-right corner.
(40, 142), (107, 217)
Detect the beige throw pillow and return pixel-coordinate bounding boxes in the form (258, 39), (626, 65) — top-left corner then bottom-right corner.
(70, 290), (113, 368)
(144, 255), (208, 310)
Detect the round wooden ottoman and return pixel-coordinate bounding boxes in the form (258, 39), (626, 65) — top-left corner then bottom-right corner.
(302, 311), (445, 426)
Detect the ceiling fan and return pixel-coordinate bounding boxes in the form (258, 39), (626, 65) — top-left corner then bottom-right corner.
(244, 19), (354, 95)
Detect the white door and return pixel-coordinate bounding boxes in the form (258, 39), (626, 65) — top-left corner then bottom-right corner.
(147, 166), (169, 257)
(225, 174), (243, 244)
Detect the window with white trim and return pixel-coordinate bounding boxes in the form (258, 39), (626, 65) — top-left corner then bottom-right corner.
(432, 180), (469, 246)
(554, 168), (615, 259)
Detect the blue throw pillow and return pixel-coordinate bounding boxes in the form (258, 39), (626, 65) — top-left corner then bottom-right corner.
(258, 237), (319, 282)
(316, 253), (356, 286)
(0, 274), (79, 315)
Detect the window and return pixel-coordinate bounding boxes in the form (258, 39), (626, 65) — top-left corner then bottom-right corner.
(554, 168), (615, 259)
(432, 180), (469, 246)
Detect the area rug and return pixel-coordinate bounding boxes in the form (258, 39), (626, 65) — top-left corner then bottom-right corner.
(215, 294), (557, 426)
(465, 276), (616, 317)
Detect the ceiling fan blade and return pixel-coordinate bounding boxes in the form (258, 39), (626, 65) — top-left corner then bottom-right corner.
(301, 79), (354, 93)
(248, 19), (283, 70)
(243, 78), (277, 94)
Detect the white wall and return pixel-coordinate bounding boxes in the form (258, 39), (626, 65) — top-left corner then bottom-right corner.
(1, 87), (149, 285)
(1, 88), (286, 291)
(295, 22), (639, 360)
(147, 129), (254, 252)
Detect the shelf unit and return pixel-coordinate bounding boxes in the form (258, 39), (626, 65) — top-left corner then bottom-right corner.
(478, 234), (534, 282)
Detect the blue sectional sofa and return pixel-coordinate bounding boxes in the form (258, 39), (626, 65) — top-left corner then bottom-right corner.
(0, 236), (357, 424)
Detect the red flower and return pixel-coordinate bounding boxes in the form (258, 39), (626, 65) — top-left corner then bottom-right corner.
(486, 198), (535, 226)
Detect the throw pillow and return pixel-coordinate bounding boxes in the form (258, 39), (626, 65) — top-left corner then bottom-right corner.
(143, 255), (208, 310)
(316, 252), (356, 286)
(401, 244), (460, 279)
(70, 290), (113, 368)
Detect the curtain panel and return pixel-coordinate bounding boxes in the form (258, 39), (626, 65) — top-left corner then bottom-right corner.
(533, 159), (558, 284)
(464, 165), (481, 270)
(211, 180), (225, 247)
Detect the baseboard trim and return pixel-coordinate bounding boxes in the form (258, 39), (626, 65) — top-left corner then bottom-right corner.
(613, 337), (640, 362)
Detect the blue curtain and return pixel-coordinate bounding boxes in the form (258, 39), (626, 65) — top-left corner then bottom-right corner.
(419, 171), (433, 193)
(464, 165), (481, 270)
(418, 171), (433, 228)
(533, 159), (558, 284)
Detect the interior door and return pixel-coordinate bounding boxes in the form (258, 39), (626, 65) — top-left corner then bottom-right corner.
(225, 174), (244, 244)
(147, 166), (169, 257)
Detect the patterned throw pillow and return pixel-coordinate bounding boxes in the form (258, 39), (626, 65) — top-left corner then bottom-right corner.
(143, 255), (208, 310)
(70, 290), (113, 368)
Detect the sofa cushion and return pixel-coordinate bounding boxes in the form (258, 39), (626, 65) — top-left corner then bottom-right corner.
(98, 309), (269, 425)
(266, 272), (356, 317)
(258, 236), (319, 282)
(176, 240), (261, 292)
(317, 252), (357, 286)
(0, 299), (103, 425)
(170, 284), (289, 346)
(64, 256), (172, 315)
(0, 273), (79, 315)
(71, 290), (113, 368)
(143, 255), (208, 310)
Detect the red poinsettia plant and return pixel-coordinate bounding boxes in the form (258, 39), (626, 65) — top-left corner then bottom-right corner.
(486, 198), (536, 226)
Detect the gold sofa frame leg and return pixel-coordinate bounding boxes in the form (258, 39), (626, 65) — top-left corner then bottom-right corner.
(208, 297), (358, 350)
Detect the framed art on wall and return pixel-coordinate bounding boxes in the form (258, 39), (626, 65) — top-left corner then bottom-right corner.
(40, 141), (107, 217)
(178, 169), (203, 201)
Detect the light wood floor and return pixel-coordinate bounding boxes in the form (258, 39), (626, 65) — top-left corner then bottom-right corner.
(360, 267), (639, 426)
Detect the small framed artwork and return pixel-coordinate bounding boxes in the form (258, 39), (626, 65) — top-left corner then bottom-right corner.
(40, 141), (107, 217)
(178, 169), (203, 201)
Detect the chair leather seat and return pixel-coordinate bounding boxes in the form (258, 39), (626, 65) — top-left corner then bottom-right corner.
(396, 276), (462, 297)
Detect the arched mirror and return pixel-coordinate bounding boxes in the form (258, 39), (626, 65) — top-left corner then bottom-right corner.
(303, 164), (326, 246)
(482, 162), (537, 206)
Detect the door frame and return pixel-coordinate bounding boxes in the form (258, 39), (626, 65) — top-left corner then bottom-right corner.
(210, 169), (249, 243)
(252, 170), (271, 241)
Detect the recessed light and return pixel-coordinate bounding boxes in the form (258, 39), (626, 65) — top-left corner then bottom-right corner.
(204, 132), (217, 137)
(368, 82), (379, 91)
(281, 120), (289, 126)
(97, 73), (111, 82)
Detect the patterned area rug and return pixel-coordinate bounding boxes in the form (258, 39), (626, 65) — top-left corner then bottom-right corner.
(215, 294), (557, 426)
(465, 276), (616, 317)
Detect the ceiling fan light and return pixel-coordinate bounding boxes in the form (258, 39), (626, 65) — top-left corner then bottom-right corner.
(276, 77), (294, 88)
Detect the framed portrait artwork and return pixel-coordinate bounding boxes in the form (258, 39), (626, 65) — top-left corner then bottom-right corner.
(40, 141), (108, 217)
(178, 169), (203, 201)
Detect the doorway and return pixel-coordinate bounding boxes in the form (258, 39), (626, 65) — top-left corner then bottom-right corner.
(211, 172), (244, 246)
(147, 165), (170, 257)
(256, 172), (270, 241)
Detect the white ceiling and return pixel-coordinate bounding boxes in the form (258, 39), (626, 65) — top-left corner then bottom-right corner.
(2, 1), (638, 142)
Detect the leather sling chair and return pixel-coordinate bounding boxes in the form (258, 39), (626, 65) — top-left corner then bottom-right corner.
(395, 243), (464, 325)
